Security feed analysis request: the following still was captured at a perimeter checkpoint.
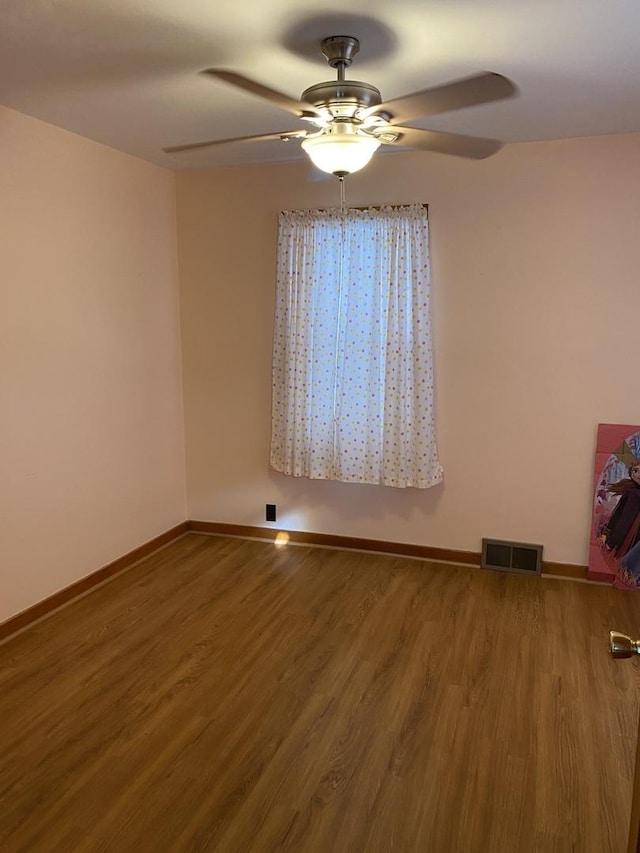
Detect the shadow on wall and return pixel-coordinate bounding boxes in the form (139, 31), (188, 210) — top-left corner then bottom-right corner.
(267, 468), (444, 529)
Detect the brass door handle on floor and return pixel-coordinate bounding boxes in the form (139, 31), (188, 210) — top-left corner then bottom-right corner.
(610, 631), (640, 658)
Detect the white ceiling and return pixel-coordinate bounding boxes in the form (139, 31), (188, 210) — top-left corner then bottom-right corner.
(2, 0), (640, 170)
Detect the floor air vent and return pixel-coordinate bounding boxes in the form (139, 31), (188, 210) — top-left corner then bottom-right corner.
(481, 539), (543, 576)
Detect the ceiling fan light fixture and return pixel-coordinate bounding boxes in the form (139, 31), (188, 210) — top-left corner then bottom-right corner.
(301, 130), (380, 176)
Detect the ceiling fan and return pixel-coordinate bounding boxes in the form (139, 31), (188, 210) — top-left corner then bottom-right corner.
(164, 35), (516, 177)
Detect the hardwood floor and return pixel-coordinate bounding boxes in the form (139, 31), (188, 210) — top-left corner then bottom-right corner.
(2, 533), (640, 852)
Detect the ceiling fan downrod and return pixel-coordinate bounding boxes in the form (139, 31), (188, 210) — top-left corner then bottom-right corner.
(321, 36), (360, 82)
(302, 37), (382, 114)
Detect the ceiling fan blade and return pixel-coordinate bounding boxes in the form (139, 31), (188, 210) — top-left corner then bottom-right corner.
(364, 72), (516, 125)
(164, 129), (307, 154)
(383, 126), (502, 159)
(203, 69), (320, 119)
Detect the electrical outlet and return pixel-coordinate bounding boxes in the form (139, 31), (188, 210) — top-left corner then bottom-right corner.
(266, 504), (277, 522)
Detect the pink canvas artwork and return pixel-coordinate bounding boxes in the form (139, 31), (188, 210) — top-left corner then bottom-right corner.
(589, 424), (640, 587)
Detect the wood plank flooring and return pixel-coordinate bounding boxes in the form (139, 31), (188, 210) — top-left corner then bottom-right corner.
(2, 533), (640, 852)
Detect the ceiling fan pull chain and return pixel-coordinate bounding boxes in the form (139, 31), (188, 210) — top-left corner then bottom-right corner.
(339, 175), (346, 213)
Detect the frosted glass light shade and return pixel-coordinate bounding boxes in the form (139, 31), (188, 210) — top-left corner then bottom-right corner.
(301, 133), (380, 175)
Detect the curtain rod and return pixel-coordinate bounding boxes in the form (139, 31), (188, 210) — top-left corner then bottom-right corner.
(281, 203), (429, 213)
(349, 203), (428, 211)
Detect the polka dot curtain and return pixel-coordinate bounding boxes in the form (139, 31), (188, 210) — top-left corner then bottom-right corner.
(270, 205), (443, 489)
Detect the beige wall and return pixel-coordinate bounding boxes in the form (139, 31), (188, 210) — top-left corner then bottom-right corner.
(3, 112), (637, 628)
(177, 132), (640, 565)
(0, 107), (187, 624)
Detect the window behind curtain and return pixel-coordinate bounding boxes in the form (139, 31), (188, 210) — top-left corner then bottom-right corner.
(270, 204), (443, 489)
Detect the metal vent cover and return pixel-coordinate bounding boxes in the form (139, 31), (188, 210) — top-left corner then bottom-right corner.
(481, 538), (543, 575)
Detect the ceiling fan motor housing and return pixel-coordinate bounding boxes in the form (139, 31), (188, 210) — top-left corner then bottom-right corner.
(301, 81), (382, 114)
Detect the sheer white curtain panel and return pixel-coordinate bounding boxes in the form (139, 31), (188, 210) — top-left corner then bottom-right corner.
(270, 205), (443, 489)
